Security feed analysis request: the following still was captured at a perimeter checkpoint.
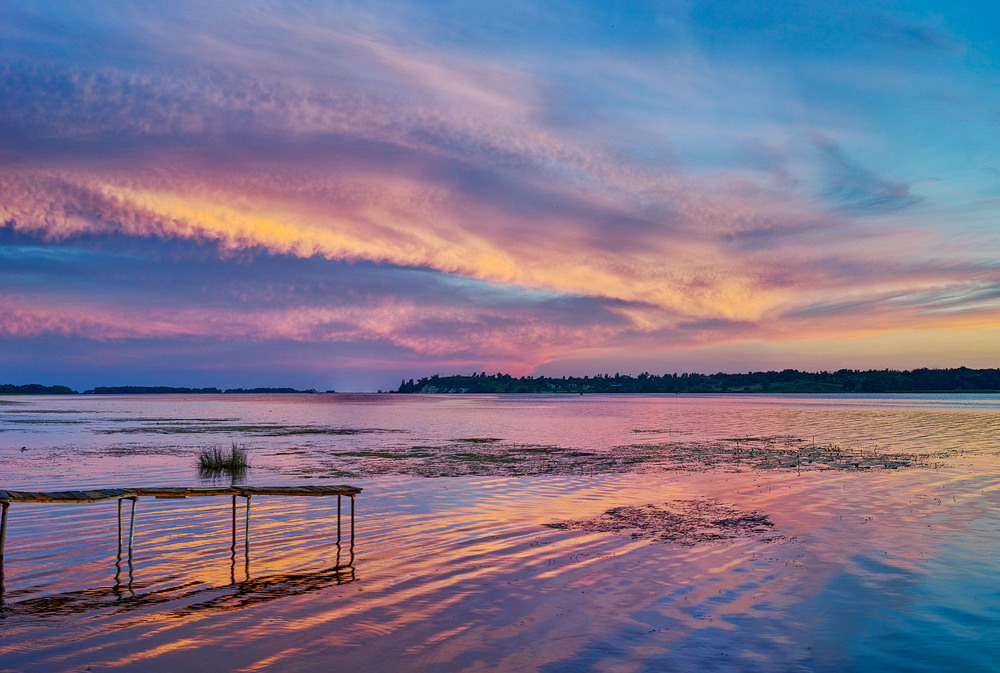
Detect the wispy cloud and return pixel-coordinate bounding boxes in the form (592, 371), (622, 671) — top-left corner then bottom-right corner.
(812, 135), (920, 214)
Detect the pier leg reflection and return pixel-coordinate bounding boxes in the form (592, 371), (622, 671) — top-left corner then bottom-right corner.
(333, 494), (355, 568)
(230, 494), (237, 584)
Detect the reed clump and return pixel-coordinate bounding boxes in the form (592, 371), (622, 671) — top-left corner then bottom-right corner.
(198, 441), (250, 476)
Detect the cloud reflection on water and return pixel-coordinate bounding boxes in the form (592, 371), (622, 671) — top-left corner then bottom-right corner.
(1, 394), (1000, 671)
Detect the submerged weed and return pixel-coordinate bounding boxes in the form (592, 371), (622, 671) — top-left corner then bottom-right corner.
(101, 423), (401, 436)
(544, 499), (783, 545)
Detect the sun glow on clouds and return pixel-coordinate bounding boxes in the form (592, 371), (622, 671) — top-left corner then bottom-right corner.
(2, 0), (1000, 388)
(3, 167), (807, 321)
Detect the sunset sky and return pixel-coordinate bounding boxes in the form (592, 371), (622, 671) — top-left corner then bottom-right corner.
(2, 1), (999, 391)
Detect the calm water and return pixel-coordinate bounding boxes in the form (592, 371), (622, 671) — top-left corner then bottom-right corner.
(1, 393), (999, 672)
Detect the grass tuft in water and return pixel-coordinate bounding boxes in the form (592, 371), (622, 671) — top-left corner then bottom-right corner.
(198, 441), (250, 477)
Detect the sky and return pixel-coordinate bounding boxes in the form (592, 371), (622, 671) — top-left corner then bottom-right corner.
(2, 0), (999, 392)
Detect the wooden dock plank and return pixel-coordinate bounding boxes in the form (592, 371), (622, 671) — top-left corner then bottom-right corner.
(0, 488), (137, 503)
(132, 486), (238, 498)
(239, 485), (362, 497)
(0, 485), (360, 503)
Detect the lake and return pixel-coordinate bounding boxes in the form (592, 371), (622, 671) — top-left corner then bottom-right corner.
(1, 393), (999, 672)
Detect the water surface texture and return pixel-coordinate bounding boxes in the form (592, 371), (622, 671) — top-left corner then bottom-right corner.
(1, 394), (999, 672)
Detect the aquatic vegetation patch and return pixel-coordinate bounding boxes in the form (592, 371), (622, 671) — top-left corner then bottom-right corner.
(544, 499), (782, 545)
(68, 433), (936, 482)
(625, 436), (930, 472)
(1, 409), (88, 414)
(263, 427), (368, 436)
(197, 442), (251, 477)
(2, 418), (91, 424)
(311, 434), (930, 479)
(271, 448), (310, 456)
(98, 422), (402, 436)
(102, 416), (241, 423)
(339, 449), (434, 459)
(87, 444), (192, 457)
(317, 442), (656, 478)
(630, 428), (690, 435)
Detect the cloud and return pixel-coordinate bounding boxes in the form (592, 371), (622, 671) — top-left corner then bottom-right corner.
(863, 13), (961, 53)
(0, 230), (639, 372)
(812, 135), (920, 214)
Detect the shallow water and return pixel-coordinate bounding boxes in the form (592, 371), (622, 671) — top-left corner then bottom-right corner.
(1, 394), (999, 672)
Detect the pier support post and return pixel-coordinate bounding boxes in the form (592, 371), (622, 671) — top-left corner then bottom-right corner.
(1, 501), (9, 594)
(231, 494), (237, 549)
(244, 495), (251, 548)
(127, 497), (137, 551)
(1, 502), (9, 561)
(335, 495), (342, 567)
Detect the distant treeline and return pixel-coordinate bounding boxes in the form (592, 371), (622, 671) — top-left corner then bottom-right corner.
(0, 383), (77, 395)
(0, 385), (329, 395)
(398, 368), (1000, 394)
(87, 386), (324, 394)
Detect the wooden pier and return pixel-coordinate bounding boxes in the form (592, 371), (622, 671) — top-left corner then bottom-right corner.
(0, 484), (361, 592)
